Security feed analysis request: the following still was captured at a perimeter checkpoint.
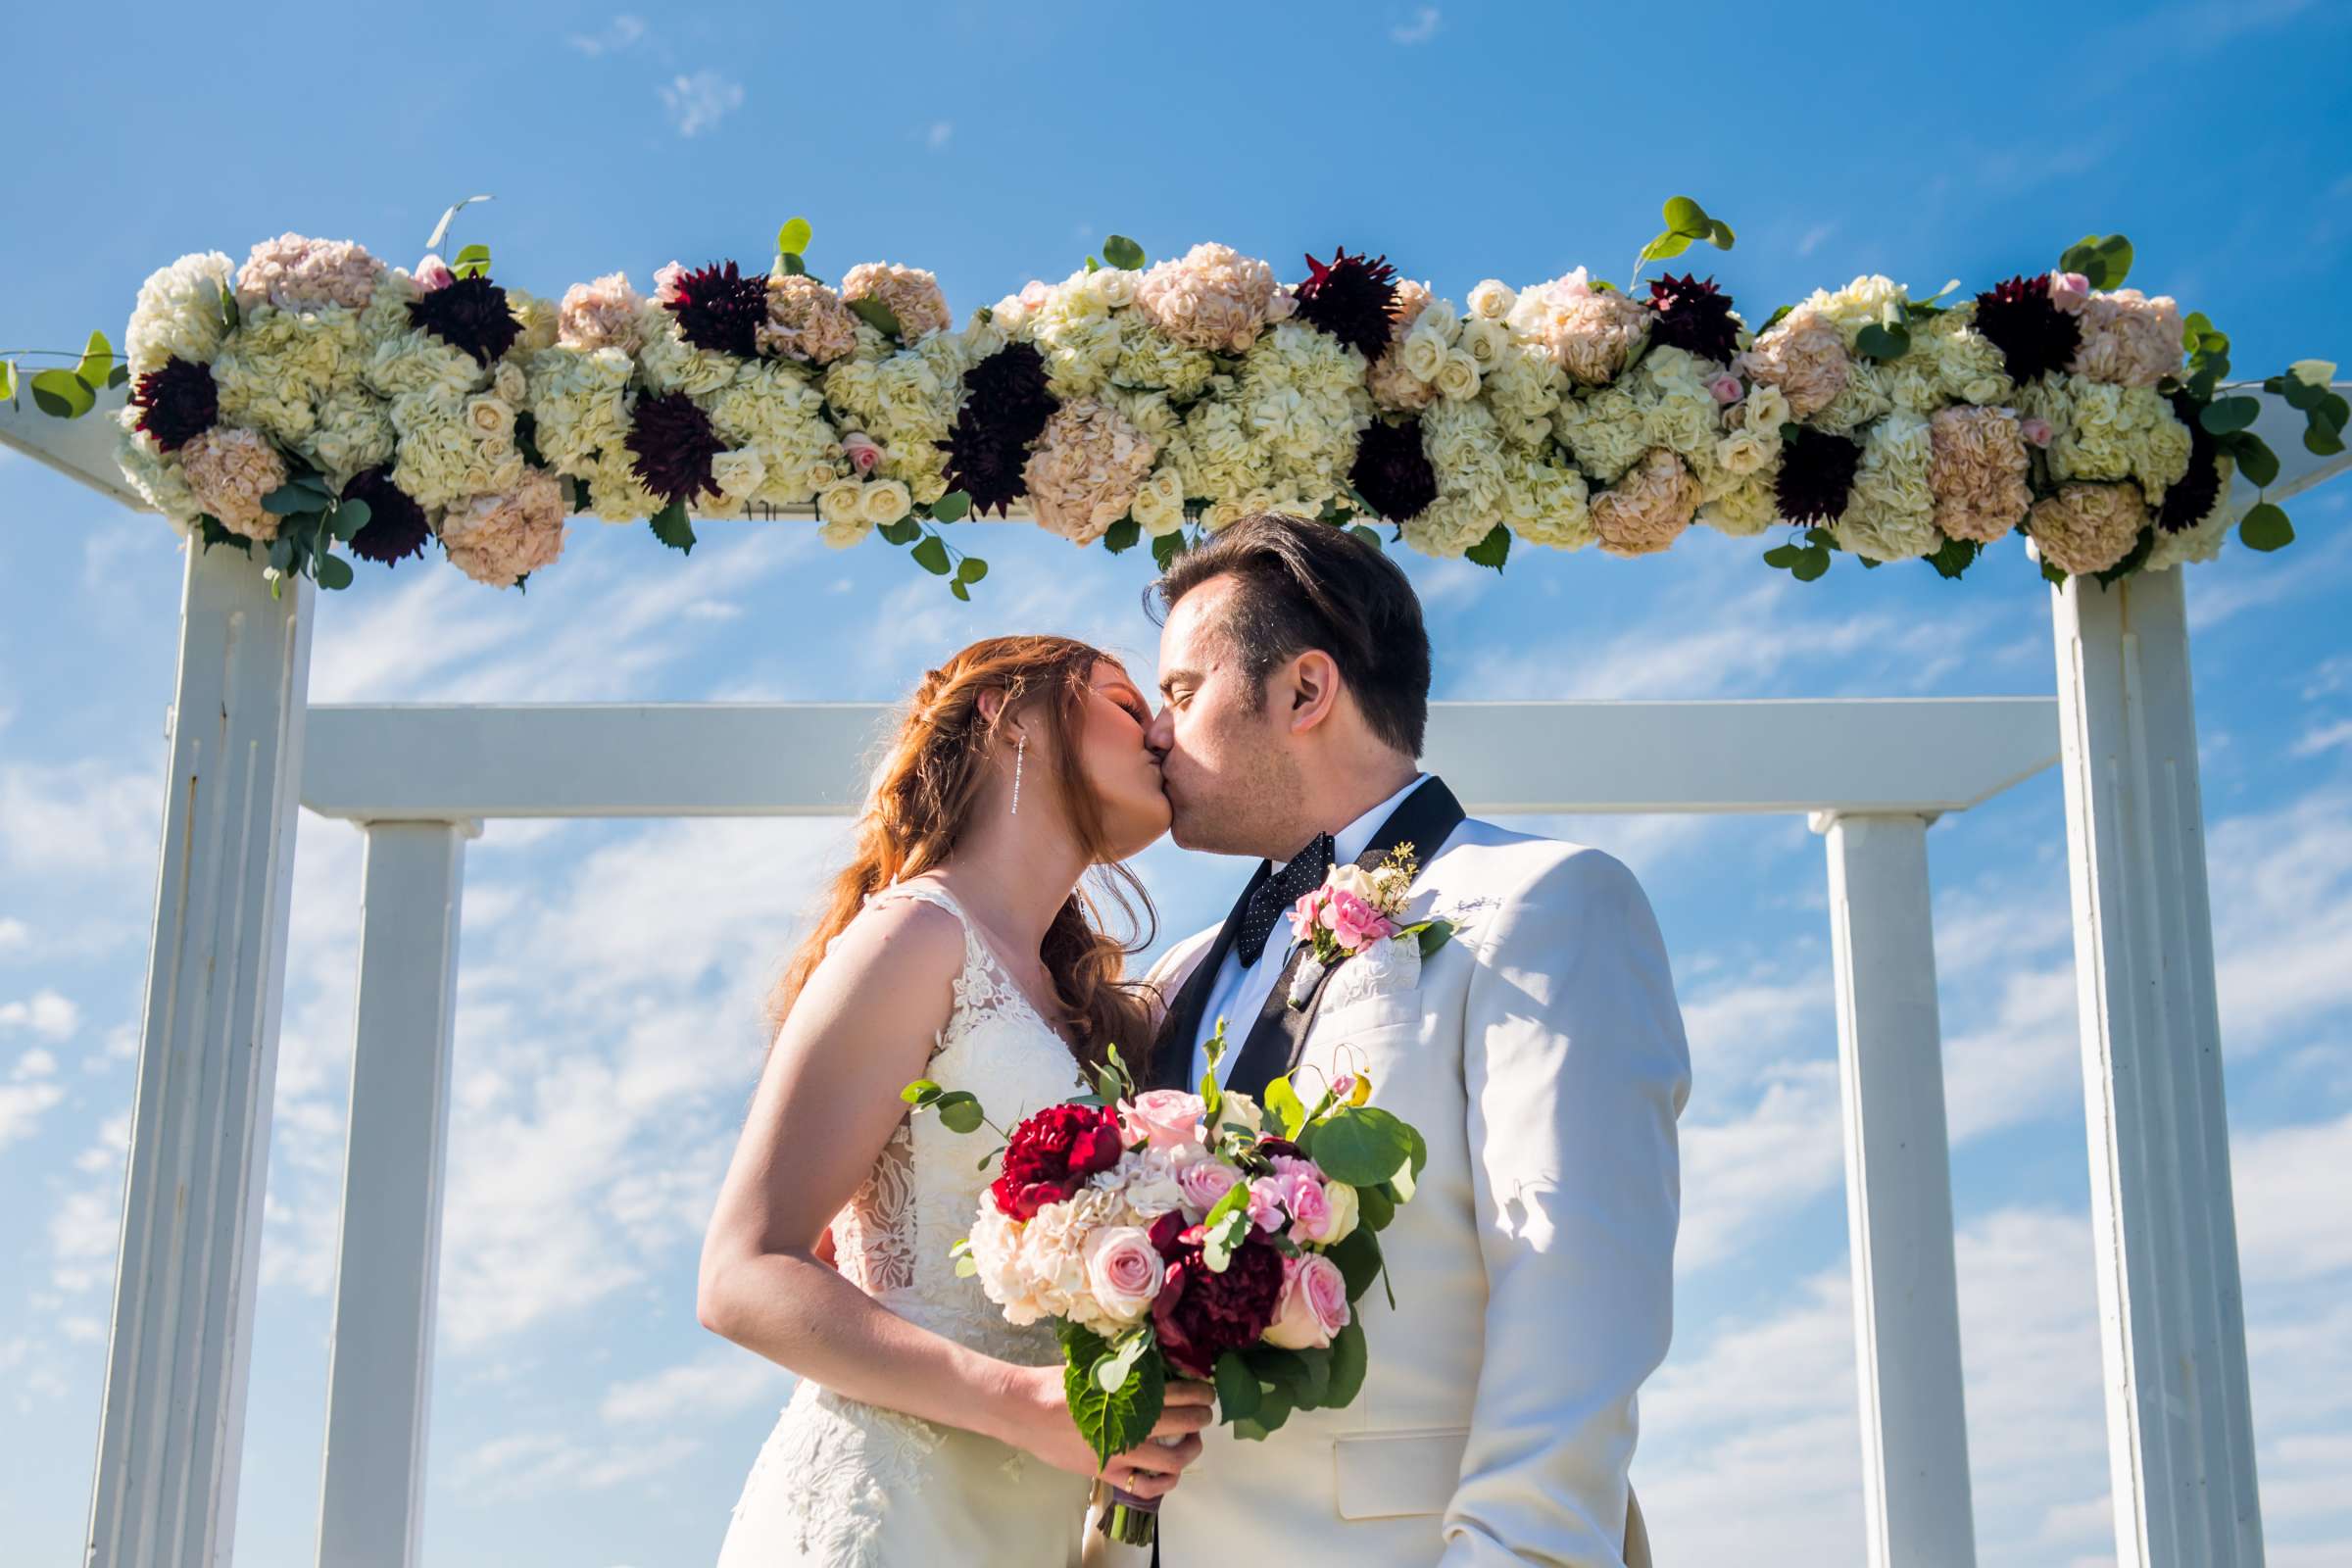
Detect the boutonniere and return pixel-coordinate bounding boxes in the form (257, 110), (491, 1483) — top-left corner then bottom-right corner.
(1283, 842), (1460, 1009)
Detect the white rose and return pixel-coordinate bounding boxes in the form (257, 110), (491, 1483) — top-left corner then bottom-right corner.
(1399, 326), (1448, 384)
(1085, 267), (1140, 310)
(1460, 318), (1508, 370)
(465, 395), (516, 440)
(1435, 350), (1483, 402)
(1716, 430), (1774, 476)
(1468, 278), (1517, 320)
(1742, 384), (1793, 434)
(1132, 466), (1188, 537)
(859, 478), (913, 525)
(818, 479), (866, 525)
(1319, 1181), (1360, 1247)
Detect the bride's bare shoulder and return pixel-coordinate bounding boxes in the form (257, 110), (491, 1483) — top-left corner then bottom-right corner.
(807, 891), (966, 997)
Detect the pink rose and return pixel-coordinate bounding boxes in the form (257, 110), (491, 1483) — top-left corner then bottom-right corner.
(1262, 1253), (1352, 1350)
(1083, 1225), (1167, 1324)
(2049, 271), (2093, 314)
(1119, 1089), (1207, 1153)
(1281, 1168), (1334, 1244)
(2020, 416), (2054, 448)
(1708, 372), (1744, 406)
(1177, 1155), (1240, 1217)
(1288, 887), (1326, 944)
(1246, 1176), (1288, 1233)
(414, 253), (455, 292)
(843, 431), (885, 475)
(1020, 280), (1051, 309)
(1320, 889), (1396, 954)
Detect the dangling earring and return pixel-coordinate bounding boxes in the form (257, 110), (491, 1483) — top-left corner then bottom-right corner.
(1010, 732), (1025, 816)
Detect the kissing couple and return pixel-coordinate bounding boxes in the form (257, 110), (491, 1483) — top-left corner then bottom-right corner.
(699, 512), (1690, 1566)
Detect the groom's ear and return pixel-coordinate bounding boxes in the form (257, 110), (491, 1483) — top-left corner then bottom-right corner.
(1284, 650), (1343, 735)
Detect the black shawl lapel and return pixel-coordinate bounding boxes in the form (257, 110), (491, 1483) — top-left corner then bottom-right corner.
(1223, 777), (1467, 1101)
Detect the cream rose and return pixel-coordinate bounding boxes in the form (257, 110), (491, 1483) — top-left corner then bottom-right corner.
(1468, 278), (1517, 320)
(1435, 350), (1483, 402)
(859, 478), (913, 526)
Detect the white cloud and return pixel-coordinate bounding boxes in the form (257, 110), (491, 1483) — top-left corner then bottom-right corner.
(924, 121), (953, 151)
(660, 72), (744, 138)
(1390, 6), (1442, 44)
(0, 916), (29, 953)
(0, 760), (159, 884)
(0, 989), (79, 1040)
(458, 1429), (703, 1503)
(600, 1349), (790, 1426)
(1796, 221), (1838, 259)
(566, 15), (646, 56)
(2292, 717), (2352, 758)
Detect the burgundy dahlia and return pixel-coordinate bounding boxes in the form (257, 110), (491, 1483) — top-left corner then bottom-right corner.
(1150, 1222), (1286, 1378)
(340, 466), (431, 565)
(1293, 247), (1403, 361)
(1775, 430), (1864, 524)
(1255, 1135), (1304, 1160)
(407, 273), (521, 367)
(129, 357), (219, 452)
(1972, 273), (2082, 384)
(990, 1103), (1124, 1220)
(2156, 388), (2224, 534)
(941, 342), (1058, 516)
(1349, 417), (1438, 520)
(1645, 273), (1741, 364)
(665, 260), (771, 359)
(626, 391), (726, 508)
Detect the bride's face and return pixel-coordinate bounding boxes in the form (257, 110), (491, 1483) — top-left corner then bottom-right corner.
(1071, 660), (1171, 859)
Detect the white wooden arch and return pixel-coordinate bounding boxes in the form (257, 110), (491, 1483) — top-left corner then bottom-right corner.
(7, 384), (2345, 1568)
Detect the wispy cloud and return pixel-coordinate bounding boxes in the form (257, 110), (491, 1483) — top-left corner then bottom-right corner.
(1795, 221), (1837, 260)
(924, 121), (954, 151)
(566, 15), (646, 56)
(661, 72), (744, 138)
(1391, 6), (1442, 44)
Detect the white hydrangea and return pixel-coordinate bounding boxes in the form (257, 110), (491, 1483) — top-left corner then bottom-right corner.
(1837, 412), (1939, 561)
(1803, 274), (1911, 344)
(1698, 472), (1782, 537)
(124, 251), (235, 375)
(115, 413), (204, 536)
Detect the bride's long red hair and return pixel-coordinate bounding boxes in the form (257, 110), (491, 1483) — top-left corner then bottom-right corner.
(763, 635), (1158, 1073)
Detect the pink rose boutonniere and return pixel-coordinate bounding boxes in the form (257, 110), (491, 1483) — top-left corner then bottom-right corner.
(1283, 842), (1459, 1008)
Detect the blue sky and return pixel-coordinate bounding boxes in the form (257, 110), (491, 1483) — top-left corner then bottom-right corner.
(4, 2), (2351, 1564)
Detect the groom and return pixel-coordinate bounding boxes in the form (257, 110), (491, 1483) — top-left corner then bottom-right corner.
(1137, 514), (1689, 1566)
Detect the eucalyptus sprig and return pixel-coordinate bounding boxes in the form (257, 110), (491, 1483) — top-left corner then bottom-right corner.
(197, 458), (372, 597)
(5, 328), (128, 417)
(879, 488), (991, 599)
(1629, 195), (1735, 299)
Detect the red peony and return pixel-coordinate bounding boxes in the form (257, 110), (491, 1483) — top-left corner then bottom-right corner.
(1150, 1220), (1286, 1378)
(991, 1103), (1124, 1219)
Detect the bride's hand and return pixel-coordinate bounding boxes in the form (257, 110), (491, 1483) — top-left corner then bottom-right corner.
(997, 1366), (1215, 1498)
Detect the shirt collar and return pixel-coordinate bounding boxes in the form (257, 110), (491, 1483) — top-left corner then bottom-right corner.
(1330, 771), (1432, 868)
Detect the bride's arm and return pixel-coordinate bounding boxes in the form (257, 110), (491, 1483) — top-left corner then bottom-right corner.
(697, 898), (1207, 1489)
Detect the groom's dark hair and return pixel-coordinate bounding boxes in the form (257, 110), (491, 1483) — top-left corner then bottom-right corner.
(1149, 512), (1431, 757)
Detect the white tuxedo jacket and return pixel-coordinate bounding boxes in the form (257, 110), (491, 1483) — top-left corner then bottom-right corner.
(1142, 814), (1689, 1566)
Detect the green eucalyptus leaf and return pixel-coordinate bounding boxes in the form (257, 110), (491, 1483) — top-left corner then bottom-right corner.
(779, 252), (808, 277)
(1264, 1075), (1307, 1140)
(949, 579), (971, 602)
(878, 516), (922, 547)
(929, 488), (972, 522)
(935, 1092), (986, 1135)
(1356, 1181), (1396, 1232)
(1708, 219), (1736, 250)
(777, 217), (813, 259)
(330, 497), (371, 540)
(1855, 322), (1911, 362)
(1762, 543), (1802, 568)
(848, 296), (904, 340)
(1102, 517), (1142, 555)
(0, 360), (14, 401)
(1324, 1320), (1369, 1408)
(1213, 1351), (1260, 1423)
(910, 535), (952, 575)
(1102, 234), (1146, 270)
(1151, 529), (1186, 570)
(2200, 397), (2260, 435)
(1639, 232), (1692, 266)
(74, 330), (114, 391)
(267, 535), (295, 574)
(1791, 547), (1832, 582)
(1326, 1227), (1383, 1302)
(30, 368), (95, 418)
(900, 1079), (943, 1104)
(262, 484), (318, 516)
(1662, 196), (1711, 238)
(315, 552), (354, 591)
(1303, 1106), (1415, 1187)
(2239, 502), (2293, 552)
(2229, 431), (2280, 488)
(956, 555), (988, 584)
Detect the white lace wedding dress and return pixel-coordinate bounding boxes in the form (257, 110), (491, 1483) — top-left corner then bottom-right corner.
(716, 883), (1095, 1567)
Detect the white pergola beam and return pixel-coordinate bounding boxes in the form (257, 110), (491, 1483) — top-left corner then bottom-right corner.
(2051, 569), (2264, 1567)
(84, 543), (315, 1568)
(1819, 812), (1979, 1567)
(298, 697), (2060, 821)
(316, 821), (473, 1568)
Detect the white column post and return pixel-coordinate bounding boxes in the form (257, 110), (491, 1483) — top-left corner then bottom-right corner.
(2050, 569), (2263, 1567)
(315, 820), (476, 1568)
(1814, 810), (1978, 1568)
(85, 541), (314, 1568)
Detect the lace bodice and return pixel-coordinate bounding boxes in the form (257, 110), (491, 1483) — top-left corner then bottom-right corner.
(825, 881), (1087, 1365)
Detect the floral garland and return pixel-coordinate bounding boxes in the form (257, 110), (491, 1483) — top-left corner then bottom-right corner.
(6, 201), (2339, 599)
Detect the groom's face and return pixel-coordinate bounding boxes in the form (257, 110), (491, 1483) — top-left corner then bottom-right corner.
(1148, 575), (1301, 858)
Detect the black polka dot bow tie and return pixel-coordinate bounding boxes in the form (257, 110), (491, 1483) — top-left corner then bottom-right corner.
(1235, 832), (1337, 968)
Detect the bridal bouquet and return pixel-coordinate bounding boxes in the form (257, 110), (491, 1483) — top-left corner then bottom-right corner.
(903, 1024), (1426, 1546)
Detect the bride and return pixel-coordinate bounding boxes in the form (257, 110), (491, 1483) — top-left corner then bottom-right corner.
(698, 634), (1212, 1567)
